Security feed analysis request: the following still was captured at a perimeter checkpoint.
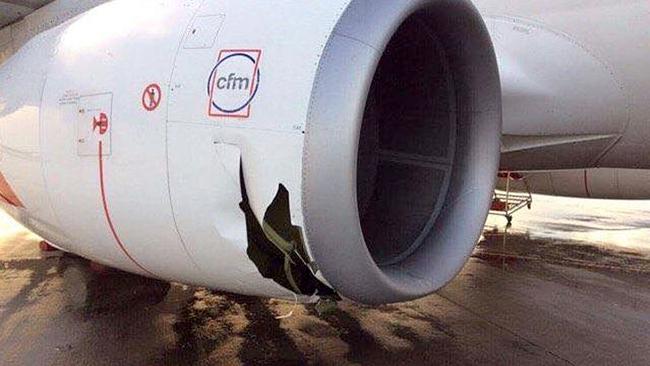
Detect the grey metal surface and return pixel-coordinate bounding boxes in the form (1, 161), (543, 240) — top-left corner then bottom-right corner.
(0, 0), (54, 28)
(303, 0), (502, 304)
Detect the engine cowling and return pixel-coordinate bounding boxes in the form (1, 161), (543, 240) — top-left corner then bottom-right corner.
(304, 1), (502, 303)
(0, 0), (501, 304)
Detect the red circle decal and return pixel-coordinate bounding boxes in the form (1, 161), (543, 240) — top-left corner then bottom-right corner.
(142, 83), (162, 112)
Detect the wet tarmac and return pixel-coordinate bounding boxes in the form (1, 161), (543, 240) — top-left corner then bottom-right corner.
(1, 196), (650, 365)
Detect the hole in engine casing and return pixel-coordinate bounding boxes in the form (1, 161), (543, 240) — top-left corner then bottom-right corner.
(357, 10), (457, 266)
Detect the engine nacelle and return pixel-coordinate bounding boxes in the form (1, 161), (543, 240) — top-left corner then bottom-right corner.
(0, 0), (501, 304)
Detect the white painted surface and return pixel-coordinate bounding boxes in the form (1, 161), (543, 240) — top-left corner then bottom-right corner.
(0, 0), (351, 299)
(506, 168), (650, 200)
(476, 0), (650, 169)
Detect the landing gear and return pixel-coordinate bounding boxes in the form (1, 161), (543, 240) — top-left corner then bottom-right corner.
(39, 241), (63, 258)
(39, 240), (59, 252)
(89, 261), (110, 274)
(61, 257), (171, 312)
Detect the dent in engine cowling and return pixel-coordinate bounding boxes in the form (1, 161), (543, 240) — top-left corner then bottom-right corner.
(239, 166), (336, 298)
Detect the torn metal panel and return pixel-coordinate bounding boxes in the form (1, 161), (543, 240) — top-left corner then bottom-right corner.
(240, 167), (336, 298)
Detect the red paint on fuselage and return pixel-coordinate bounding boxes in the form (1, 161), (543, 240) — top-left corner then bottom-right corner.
(0, 171), (24, 208)
(99, 141), (156, 277)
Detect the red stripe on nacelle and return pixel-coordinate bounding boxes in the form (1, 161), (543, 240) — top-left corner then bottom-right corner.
(0, 171), (24, 208)
(98, 141), (156, 277)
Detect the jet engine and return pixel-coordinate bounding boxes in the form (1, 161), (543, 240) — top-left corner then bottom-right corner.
(304, 0), (502, 303)
(0, 0), (501, 304)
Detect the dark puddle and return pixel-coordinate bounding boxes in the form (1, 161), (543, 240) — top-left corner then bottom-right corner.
(309, 305), (468, 366)
(0, 257), (54, 330)
(478, 230), (650, 274)
(158, 291), (240, 365)
(155, 287), (471, 366)
(235, 295), (306, 366)
(308, 306), (386, 364)
(158, 291), (307, 366)
(55, 255), (171, 317)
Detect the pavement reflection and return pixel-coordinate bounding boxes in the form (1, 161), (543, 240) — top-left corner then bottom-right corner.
(486, 194), (650, 256)
(0, 199), (649, 365)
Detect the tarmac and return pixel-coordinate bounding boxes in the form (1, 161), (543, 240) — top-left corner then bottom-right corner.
(1, 195), (650, 365)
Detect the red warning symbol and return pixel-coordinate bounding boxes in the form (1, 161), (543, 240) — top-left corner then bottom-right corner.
(93, 112), (109, 135)
(142, 83), (162, 112)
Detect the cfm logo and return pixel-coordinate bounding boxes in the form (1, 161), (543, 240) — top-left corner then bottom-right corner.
(207, 49), (262, 119)
(216, 73), (252, 91)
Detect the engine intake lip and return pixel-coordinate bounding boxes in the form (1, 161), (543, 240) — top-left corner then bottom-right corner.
(303, 0), (502, 304)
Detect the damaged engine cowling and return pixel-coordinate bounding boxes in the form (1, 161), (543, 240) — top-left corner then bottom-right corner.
(0, 0), (500, 305)
(303, 1), (502, 304)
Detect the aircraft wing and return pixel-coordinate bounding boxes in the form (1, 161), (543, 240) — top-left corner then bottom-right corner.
(0, 0), (105, 63)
